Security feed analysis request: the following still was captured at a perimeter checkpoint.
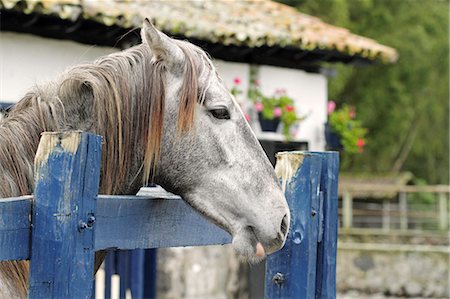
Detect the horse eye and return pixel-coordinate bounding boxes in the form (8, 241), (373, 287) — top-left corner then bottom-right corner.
(210, 108), (230, 120)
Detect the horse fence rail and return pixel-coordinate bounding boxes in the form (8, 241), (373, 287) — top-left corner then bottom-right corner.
(0, 131), (339, 299)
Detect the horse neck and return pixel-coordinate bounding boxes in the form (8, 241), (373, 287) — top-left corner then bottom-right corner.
(0, 92), (61, 198)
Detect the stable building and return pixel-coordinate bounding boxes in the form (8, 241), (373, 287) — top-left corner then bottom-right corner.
(0, 0), (397, 154)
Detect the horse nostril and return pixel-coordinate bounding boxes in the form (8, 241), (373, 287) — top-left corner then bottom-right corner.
(280, 213), (289, 239)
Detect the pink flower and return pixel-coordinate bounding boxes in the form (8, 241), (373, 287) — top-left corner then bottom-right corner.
(327, 101), (336, 114)
(349, 107), (356, 119)
(273, 107), (282, 117)
(233, 77), (241, 85)
(255, 102), (264, 112)
(244, 114), (251, 122)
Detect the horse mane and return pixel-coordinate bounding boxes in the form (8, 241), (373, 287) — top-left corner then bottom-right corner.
(0, 90), (61, 197)
(0, 40), (213, 196)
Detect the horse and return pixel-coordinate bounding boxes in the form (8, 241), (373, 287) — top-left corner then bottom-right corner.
(0, 19), (290, 298)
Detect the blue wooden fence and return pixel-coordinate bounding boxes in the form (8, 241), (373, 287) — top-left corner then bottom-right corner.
(0, 131), (339, 299)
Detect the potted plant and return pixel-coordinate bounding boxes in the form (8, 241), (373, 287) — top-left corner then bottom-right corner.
(229, 77), (305, 139)
(326, 101), (367, 153)
(254, 89), (304, 139)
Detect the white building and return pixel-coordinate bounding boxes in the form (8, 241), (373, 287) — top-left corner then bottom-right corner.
(0, 0), (396, 154)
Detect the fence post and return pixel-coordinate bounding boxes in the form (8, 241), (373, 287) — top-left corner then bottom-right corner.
(438, 192), (448, 230)
(265, 152), (337, 298)
(29, 132), (102, 298)
(399, 192), (408, 231)
(264, 152), (323, 299)
(382, 199), (391, 232)
(314, 152), (339, 299)
(343, 191), (353, 229)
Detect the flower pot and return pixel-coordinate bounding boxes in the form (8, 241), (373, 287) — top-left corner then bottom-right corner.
(325, 123), (343, 151)
(258, 113), (280, 132)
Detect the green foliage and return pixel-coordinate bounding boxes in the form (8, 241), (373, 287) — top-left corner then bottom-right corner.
(257, 91), (303, 139)
(328, 105), (367, 154)
(279, 0), (449, 184)
(409, 178), (437, 206)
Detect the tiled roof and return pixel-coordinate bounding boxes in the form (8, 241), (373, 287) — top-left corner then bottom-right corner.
(0, 0), (398, 63)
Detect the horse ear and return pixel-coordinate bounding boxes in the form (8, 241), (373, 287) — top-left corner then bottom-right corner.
(141, 18), (183, 66)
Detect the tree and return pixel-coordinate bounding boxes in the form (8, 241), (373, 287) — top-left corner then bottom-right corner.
(280, 0), (449, 184)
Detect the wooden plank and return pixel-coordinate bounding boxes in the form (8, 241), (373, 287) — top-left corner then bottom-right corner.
(382, 200), (391, 231)
(344, 208), (437, 219)
(343, 191), (353, 229)
(439, 192), (448, 230)
(339, 242), (450, 254)
(29, 132), (102, 299)
(117, 250), (130, 298)
(94, 195), (231, 250)
(314, 152), (339, 299)
(399, 192), (408, 230)
(0, 196), (32, 261)
(0, 194), (231, 262)
(339, 227), (448, 238)
(130, 249), (145, 299)
(339, 184), (450, 194)
(264, 152), (322, 299)
(143, 249), (157, 299)
(104, 251), (115, 299)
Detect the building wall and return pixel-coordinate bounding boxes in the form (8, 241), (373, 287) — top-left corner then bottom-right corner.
(0, 32), (116, 102)
(214, 60), (250, 95)
(0, 31), (327, 151)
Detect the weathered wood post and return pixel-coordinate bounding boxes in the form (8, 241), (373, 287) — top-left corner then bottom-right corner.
(438, 192), (448, 230)
(342, 191), (353, 229)
(29, 132), (102, 298)
(314, 152), (339, 299)
(399, 192), (408, 231)
(382, 199), (391, 232)
(264, 151), (339, 299)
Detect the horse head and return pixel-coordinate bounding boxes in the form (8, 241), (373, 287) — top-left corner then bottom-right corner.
(141, 20), (290, 261)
